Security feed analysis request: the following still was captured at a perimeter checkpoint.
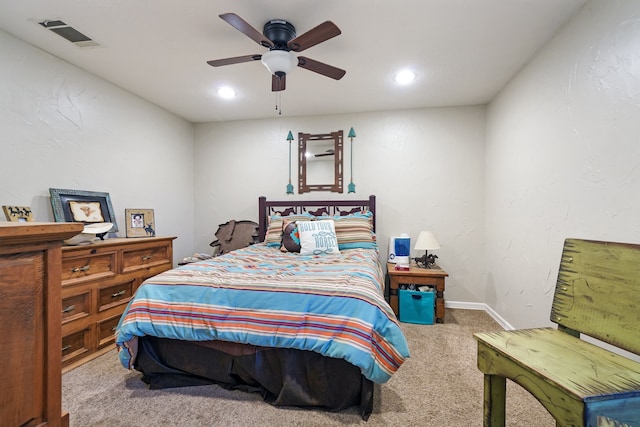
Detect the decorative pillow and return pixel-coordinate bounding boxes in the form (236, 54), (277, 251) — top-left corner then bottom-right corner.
(298, 220), (340, 256)
(317, 211), (376, 250)
(280, 218), (301, 253)
(264, 213), (313, 247)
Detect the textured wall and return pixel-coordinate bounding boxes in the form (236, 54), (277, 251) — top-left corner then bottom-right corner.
(0, 30), (195, 262)
(485, 0), (640, 328)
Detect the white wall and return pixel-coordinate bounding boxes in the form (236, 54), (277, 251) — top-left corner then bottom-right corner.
(485, 0), (640, 328)
(194, 106), (486, 305)
(0, 30), (195, 263)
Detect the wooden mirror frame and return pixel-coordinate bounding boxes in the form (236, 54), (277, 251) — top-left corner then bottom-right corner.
(298, 130), (344, 193)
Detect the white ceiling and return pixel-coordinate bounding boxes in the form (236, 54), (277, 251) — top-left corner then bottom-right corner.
(0, 0), (587, 123)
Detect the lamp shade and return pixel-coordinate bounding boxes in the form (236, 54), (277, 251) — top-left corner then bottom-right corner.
(261, 50), (297, 75)
(414, 231), (440, 251)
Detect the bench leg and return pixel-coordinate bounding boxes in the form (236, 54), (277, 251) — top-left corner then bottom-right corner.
(483, 374), (506, 427)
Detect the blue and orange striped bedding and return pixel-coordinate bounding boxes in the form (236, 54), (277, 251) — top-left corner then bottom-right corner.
(116, 243), (409, 384)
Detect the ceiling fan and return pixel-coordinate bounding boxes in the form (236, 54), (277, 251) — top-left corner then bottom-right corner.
(207, 13), (346, 92)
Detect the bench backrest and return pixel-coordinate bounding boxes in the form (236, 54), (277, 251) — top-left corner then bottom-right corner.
(551, 238), (640, 355)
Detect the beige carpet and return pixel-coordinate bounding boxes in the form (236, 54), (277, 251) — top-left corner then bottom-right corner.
(62, 309), (555, 426)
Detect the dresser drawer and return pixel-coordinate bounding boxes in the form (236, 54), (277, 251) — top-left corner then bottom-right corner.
(97, 315), (122, 349)
(62, 328), (91, 366)
(122, 242), (171, 273)
(61, 252), (116, 285)
(61, 290), (91, 324)
(98, 280), (134, 312)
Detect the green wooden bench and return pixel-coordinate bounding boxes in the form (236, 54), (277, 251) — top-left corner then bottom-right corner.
(474, 238), (640, 426)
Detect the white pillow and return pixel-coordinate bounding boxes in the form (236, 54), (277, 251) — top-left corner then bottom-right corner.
(297, 220), (340, 256)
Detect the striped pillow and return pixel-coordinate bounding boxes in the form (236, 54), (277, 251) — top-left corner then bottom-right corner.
(264, 213), (313, 247)
(318, 211), (376, 250)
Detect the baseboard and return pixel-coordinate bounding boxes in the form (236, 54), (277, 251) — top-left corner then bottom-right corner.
(445, 300), (514, 330)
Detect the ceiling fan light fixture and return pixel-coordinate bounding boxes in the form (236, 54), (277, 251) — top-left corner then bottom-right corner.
(261, 50), (297, 75)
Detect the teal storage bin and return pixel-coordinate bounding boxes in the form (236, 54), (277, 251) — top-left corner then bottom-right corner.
(399, 289), (434, 324)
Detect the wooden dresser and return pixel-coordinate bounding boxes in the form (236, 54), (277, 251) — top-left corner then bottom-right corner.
(60, 236), (175, 372)
(0, 222), (83, 427)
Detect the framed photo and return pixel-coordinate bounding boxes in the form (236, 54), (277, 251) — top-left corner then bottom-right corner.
(49, 188), (118, 233)
(2, 205), (34, 222)
(125, 208), (155, 237)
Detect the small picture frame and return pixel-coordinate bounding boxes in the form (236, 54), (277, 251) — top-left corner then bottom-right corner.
(125, 209), (156, 237)
(2, 205), (34, 222)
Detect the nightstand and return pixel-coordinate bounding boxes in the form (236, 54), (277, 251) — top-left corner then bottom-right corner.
(387, 262), (448, 323)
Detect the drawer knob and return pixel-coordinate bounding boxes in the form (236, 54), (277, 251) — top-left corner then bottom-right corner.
(71, 265), (90, 273)
(62, 305), (75, 314)
(111, 290), (126, 298)
(62, 344), (72, 353)
(141, 255), (153, 261)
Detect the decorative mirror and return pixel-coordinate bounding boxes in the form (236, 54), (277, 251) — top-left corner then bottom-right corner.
(298, 130), (344, 193)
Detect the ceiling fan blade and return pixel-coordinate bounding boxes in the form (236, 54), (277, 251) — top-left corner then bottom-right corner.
(297, 56), (346, 80)
(219, 13), (274, 48)
(272, 74), (286, 92)
(288, 21), (341, 52)
(207, 54), (262, 67)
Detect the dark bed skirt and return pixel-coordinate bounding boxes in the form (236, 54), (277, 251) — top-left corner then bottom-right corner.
(134, 336), (374, 420)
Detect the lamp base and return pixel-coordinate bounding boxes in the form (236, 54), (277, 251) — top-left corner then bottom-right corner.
(414, 251), (439, 269)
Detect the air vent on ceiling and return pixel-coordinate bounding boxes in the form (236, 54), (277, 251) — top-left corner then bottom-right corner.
(39, 19), (100, 48)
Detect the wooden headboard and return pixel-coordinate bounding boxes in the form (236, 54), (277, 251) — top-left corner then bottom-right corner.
(258, 195), (376, 242)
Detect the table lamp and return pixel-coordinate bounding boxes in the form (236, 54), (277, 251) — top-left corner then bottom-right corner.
(414, 231), (440, 268)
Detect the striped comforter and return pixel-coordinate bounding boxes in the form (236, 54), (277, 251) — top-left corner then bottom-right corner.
(116, 244), (409, 384)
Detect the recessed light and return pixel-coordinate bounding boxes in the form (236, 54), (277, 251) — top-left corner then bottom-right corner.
(217, 86), (236, 99)
(394, 70), (416, 84)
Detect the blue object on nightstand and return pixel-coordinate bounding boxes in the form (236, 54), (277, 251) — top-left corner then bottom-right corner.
(399, 289), (434, 324)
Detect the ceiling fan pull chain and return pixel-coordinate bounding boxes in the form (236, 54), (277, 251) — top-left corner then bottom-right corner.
(275, 91), (283, 115)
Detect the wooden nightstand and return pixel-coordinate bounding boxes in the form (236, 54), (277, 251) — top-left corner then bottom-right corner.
(387, 262), (448, 323)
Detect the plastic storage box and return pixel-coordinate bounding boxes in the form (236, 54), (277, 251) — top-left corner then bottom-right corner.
(399, 289), (435, 324)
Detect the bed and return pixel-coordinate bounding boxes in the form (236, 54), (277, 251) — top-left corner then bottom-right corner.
(115, 196), (409, 419)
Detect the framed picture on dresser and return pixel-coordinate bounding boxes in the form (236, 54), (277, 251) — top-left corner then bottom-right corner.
(2, 205), (34, 222)
(125, 208), (155, 237)
(49, 188), (118, 233)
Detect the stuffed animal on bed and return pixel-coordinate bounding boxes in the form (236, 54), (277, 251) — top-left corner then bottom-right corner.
(210, 219), (259, 255)
(179, 220), (260, 265)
